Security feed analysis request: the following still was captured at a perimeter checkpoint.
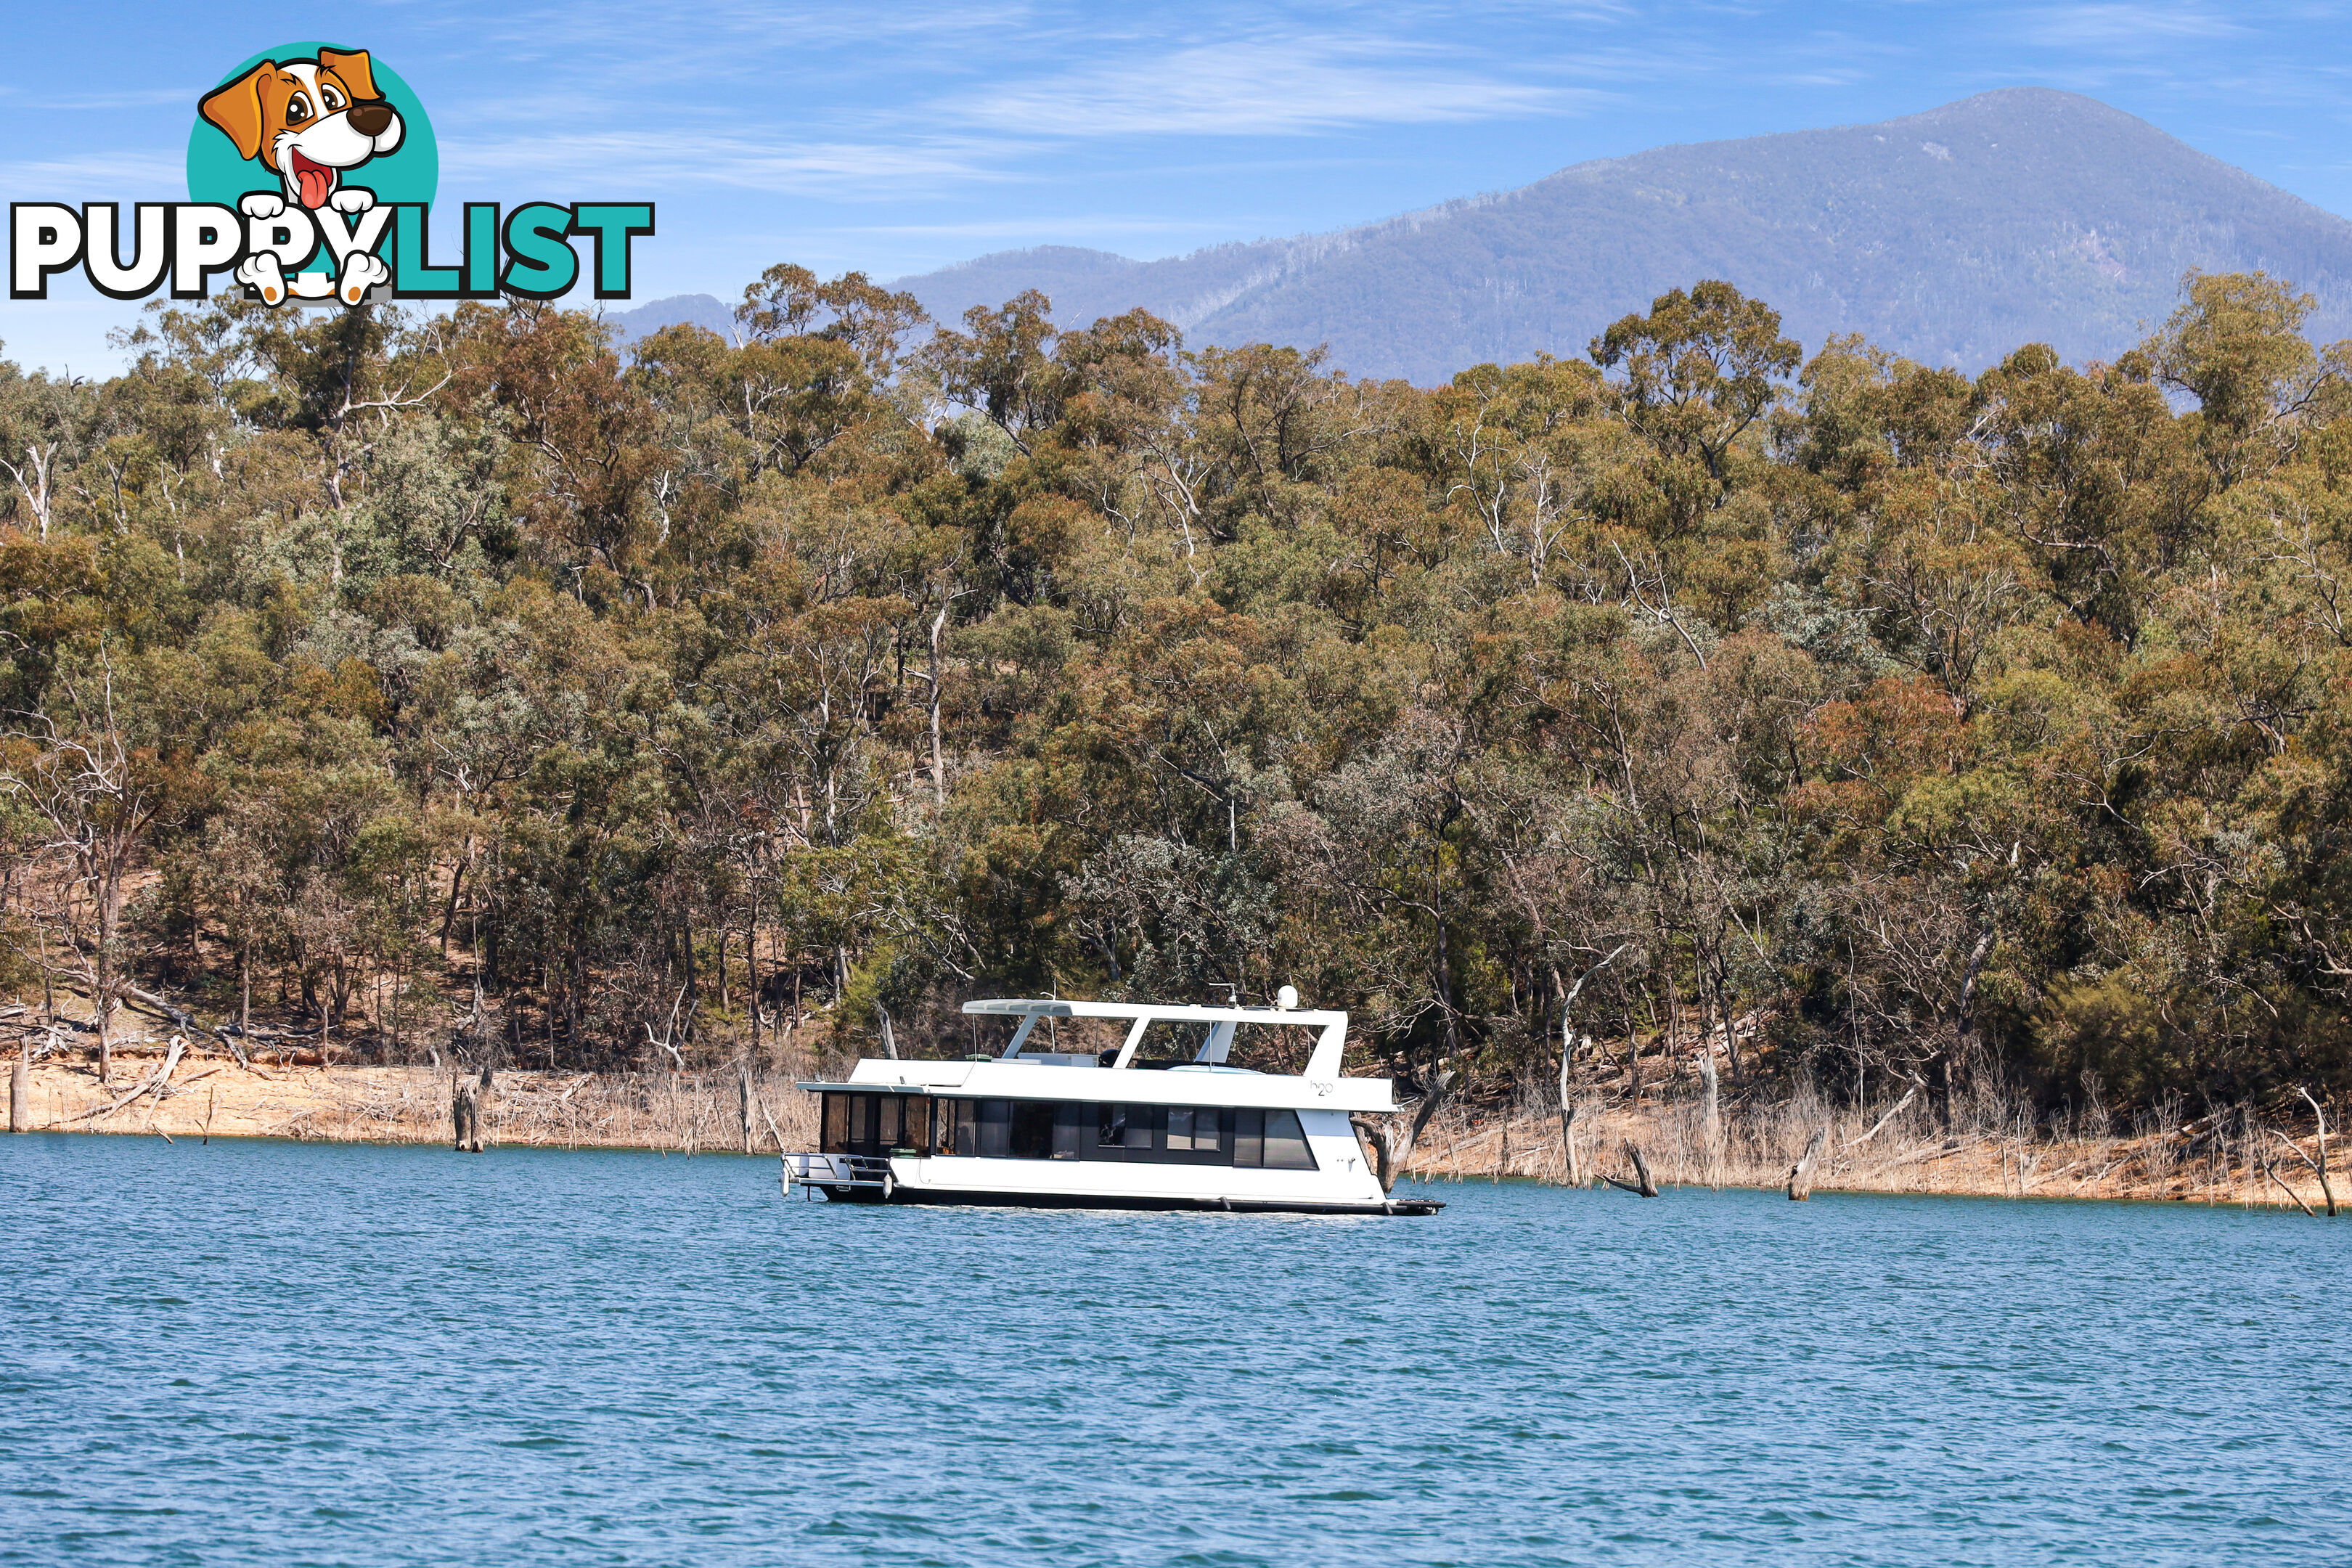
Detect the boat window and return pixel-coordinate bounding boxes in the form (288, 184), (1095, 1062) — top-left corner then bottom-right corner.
(944, 1098), (1312, 1167)
(1263, 1108), (1315, 1169)
(977, 1098), (1011, 1158)
(1166, 1107), (1225, 1152)
(821, 1093), (936, 1156)
(1010, 1099), (1055, 1159)
(1233, 1106), (1263, 1166)
(1051, 1102), (1086, 1159)
(1193, 1108), (1225, 1153)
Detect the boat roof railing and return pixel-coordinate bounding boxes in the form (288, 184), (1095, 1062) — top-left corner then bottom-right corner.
(961, 997), (1349, 1078)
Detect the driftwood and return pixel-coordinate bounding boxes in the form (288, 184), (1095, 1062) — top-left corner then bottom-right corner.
(2262, 1093), (2335, 1217)
(2258, 1141), (2316, 1215)
(1852, 1136), (1981, 1185)
(1604, 1139), (1659, 1198)
(1787, 1124), (1829, 1200)
(1844, 1086), (1919, 1149)
(118, 983), (196, 1031)
(62, 1034), (185, 1124)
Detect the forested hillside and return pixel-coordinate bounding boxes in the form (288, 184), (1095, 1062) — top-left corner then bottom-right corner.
(4, 266), (2350, 1122)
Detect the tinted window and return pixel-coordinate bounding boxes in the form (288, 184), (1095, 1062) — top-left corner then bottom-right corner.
(822, 1093), (849, 1153)
(977, 1098), (1010, 1159)
(1233, 1106), (1264, 1167)
(1263, 1108), (1315, 1169)
(1052, 1102), (1086, 1159)
(1098, 1104), (1128, 1147)
(1193, 1108), (1225, 1154)
(1010, 1099), (1055, 1159)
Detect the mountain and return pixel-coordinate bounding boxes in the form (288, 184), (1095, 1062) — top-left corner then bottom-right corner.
(603, 293), (735, 348)
(889, 90), (2352, 382)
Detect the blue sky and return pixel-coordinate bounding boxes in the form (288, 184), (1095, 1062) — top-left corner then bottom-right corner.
(4, 1), (2351, 372)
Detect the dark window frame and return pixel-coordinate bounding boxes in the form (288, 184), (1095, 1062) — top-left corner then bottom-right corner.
(929, 1097), (1318, 1169)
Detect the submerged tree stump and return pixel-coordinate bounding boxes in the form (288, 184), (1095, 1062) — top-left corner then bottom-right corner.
(1605, 1140), (1660, 1198)
(1788, 1124), (1830, 1200)
(452, 1063), (495, 1153)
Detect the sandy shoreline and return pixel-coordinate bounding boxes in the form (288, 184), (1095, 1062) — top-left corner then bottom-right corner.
(9, 1049), (2339, 1211)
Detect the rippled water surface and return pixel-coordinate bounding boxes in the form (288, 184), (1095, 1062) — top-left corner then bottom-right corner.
(3, 1133), (2345, 1566)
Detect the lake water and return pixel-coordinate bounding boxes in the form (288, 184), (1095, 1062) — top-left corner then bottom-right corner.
(2, 1133), (2345, 1566)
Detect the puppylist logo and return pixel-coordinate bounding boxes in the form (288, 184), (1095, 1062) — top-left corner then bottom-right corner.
(11, 43), (652, 307)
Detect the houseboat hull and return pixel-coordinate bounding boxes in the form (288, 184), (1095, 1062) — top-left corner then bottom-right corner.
(807, 1181), (1442, 1216)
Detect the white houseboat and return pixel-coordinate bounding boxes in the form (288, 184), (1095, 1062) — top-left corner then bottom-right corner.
(783, 993), (1442, 1215)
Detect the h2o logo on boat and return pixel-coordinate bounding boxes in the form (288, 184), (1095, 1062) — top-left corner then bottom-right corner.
(10, 42), (653, 308)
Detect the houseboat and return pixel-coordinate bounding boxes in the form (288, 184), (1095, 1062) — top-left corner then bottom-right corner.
(783, 992), (1442, 1215)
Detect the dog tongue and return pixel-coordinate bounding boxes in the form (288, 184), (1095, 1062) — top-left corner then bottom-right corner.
(292, 154), (333, 209)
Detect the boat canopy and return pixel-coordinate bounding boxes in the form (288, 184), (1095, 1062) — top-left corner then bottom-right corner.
(963, 997), (1349, 1078)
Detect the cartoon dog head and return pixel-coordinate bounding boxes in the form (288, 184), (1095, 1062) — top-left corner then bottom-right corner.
(199, 49), (404, 211)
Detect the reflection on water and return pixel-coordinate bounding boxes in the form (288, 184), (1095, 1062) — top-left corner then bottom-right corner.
(2, 1134), (2343, 1566)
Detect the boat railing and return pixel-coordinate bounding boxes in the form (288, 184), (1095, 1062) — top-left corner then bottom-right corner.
(783, 1151), (893, 1195)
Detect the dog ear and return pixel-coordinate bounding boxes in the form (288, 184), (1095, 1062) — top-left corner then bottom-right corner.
(317, 48), (380, 102)
(199, 62), (274, 163)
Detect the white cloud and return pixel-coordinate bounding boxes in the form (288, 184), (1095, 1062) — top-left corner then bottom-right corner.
(0, 150), (187, 194)
(955, 38), (1569, 137)
(435, 129), (1013, 196)
(2020, 4), (2244, 49)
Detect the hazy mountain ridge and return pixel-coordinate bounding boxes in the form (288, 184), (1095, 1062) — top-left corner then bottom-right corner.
(888, 89), (2352, 381)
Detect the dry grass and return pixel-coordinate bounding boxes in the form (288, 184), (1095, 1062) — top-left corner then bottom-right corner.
(1405, 1085), (2343, 1210)
(15, 1044), (817, 1156)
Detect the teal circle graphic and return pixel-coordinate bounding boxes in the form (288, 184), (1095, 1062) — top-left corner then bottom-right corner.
(185, 43), (438, 208)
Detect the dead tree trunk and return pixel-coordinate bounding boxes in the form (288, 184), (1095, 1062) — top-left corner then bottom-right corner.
(1697, 1047), (1721, 1184)
(1551, 945), (1625, 1188)
(1352, 1066), (1457, 1193)
(1788, 1124), (1830, 1200)
(9, 1042), (25, 1132)
(1558, 1095), (1585, 1188)
(1604, 1140), (1659, 1198)
(738, 1061), (755, 1156)
(2298, 1087), (2336, 1217)
(453, 1062), (494, 1152)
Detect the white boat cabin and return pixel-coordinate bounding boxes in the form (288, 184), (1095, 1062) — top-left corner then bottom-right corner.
(784, 995), (1441, 1215)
